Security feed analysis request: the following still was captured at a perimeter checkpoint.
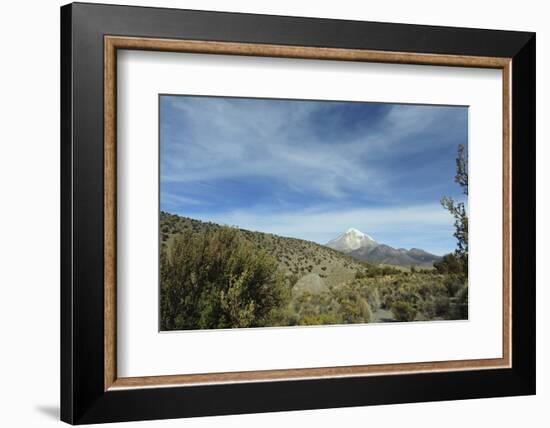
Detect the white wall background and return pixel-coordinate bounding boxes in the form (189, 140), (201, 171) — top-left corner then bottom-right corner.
(0, 0), (546, 426)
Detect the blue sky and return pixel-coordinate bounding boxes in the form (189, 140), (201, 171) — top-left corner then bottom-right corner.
(160, 95), (468, 255)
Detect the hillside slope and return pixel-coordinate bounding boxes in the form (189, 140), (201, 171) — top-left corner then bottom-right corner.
(160, 212), (369, 289)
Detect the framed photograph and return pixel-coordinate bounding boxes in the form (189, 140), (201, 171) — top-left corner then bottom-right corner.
(60, 2), (535, 424)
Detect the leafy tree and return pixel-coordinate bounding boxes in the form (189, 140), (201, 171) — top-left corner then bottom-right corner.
(433, 253), (464, 275)
(440, 144), (469, 276)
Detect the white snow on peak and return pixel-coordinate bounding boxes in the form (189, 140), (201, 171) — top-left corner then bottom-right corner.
(325, 228), (377, 252)
(345, 228), (375, 242)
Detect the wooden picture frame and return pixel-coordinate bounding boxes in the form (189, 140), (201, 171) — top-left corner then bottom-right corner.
(61, 2), (535, 424)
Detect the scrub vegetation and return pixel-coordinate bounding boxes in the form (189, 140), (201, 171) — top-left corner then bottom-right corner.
(160, 145), (468, 330)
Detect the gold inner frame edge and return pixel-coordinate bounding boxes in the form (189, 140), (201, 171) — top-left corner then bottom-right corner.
(104, 36), (512, 391)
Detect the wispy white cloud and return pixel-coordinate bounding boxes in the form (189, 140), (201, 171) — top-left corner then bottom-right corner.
(160, 96), (467, 254)
(161, 191), (207, 207)
(161, 97), (460, 200)
(161, 99), (325, 178)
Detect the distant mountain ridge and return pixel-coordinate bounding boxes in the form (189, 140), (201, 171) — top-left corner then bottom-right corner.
(325, 228), (440, 267)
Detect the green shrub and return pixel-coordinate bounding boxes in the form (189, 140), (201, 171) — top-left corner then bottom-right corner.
(160, 227), (288, 330)
(391, 301), (417, 322)
(444, 275), (463, 297)
(298, 314), (339, 326)
(434, 295), (450, 318)
(450, 284), (468, 319)
(331, 284), (372, 324)
(362, 285), (381, 311)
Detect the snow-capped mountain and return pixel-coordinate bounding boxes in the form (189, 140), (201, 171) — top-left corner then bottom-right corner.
(325, 228), (378, 253)
(325, 228), (441, 267)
